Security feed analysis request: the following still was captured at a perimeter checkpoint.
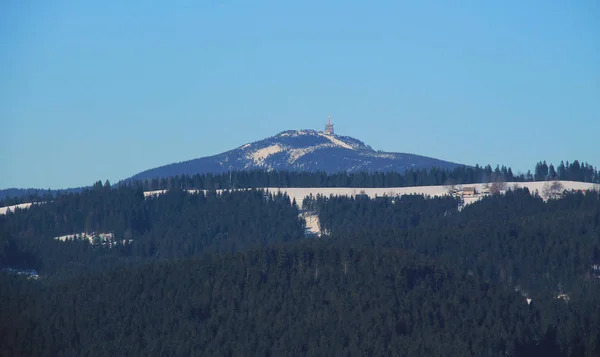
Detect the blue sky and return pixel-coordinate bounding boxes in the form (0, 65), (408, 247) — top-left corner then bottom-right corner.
(1, 0), (599, 189)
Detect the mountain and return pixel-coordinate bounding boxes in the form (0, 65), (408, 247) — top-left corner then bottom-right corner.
(0, 129), (465, 201)
(128, 129), (465, 181)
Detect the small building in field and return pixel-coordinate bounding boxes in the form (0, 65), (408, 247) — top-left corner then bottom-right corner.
(462, 186), (476, 197)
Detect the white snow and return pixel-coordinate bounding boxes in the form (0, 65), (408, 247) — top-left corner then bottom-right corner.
(247, 144), (285, 166)
(366, 152), (396, 159)
(143, 190), (168, 197)
(0, 203), (33, 215)
(287, 138), (358, 163)
(0, 202), (44, 215)
(54, 232), (132, 247)
(263, 181), (597, 209)
(54, 232), (114, 243)
(301, 212), (321, 236)
(241, 143), (251, 149)
(318, 132), (354, 150)
(288, 144), (329, 163)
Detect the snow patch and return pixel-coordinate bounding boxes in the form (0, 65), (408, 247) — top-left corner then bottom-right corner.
(0, 202), (46, 215)
(288, 144), (327, 163)
(247, 144), (285, 166)
(0, 202), (33, 215)
(144, 190), (168, 197)
(286, 130), (314, 137)
(54, 232), (114, 242)
(301, 212), (321, 237)
(241, 143), (251, 149)
(318, 132), (354, 150)
(365, 152), (396, 159)
(54, 232), (133, 248)
(288, 141), (357, 163)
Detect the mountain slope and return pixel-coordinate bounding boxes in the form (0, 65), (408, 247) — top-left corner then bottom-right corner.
(129, 129), (464, 181)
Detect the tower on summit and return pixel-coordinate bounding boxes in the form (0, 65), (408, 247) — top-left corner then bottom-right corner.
(324, 115), (334, 135)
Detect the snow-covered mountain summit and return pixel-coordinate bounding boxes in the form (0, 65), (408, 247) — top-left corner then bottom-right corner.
(129, 128), (464, 181)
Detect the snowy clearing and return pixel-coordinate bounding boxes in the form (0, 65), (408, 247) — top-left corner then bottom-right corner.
(301, 212), (321, 236)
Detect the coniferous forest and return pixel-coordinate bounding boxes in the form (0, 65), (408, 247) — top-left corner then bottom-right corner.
(1, 176), (600, 356)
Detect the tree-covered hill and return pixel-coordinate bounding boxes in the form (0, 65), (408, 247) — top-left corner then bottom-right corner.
(309, 188), (600, 296)
(1, 182), (599, 356)
(0, 185), (304, 279)
(2, 244), (599, 357)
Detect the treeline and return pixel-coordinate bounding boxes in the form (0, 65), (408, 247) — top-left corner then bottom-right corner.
(534, 160), (599, 182)
(1, 159), (598, 207)
(0, 187), (83, 206)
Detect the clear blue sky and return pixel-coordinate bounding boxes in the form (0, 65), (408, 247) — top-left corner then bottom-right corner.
(1, 0), (599, 189)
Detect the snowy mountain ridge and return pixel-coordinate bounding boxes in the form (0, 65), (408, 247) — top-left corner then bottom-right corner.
(128, 129), (464, 181)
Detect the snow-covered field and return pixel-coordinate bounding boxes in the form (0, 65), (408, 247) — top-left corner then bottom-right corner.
(0, 202), (36, 215)
(3, 181), (597, 216)
(264, 181), (597, 209)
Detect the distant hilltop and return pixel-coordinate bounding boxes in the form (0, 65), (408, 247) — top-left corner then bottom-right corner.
(127, 116), (464, 181)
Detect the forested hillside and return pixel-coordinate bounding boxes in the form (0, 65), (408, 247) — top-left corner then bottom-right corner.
(4, 246), (599, 357)
(0, 184), (303, 279)
(1, 183), (599, 357)
(308, 188), (600, 296)
(127, 160), (600, 191)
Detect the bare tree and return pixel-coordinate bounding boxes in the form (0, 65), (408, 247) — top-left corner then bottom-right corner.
(542, 180), (564, 200)
(489, 175), (507, 195)
(444, 179), (461, 196)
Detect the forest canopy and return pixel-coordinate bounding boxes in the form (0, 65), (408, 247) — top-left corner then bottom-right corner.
(1, 180), (599, 357)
